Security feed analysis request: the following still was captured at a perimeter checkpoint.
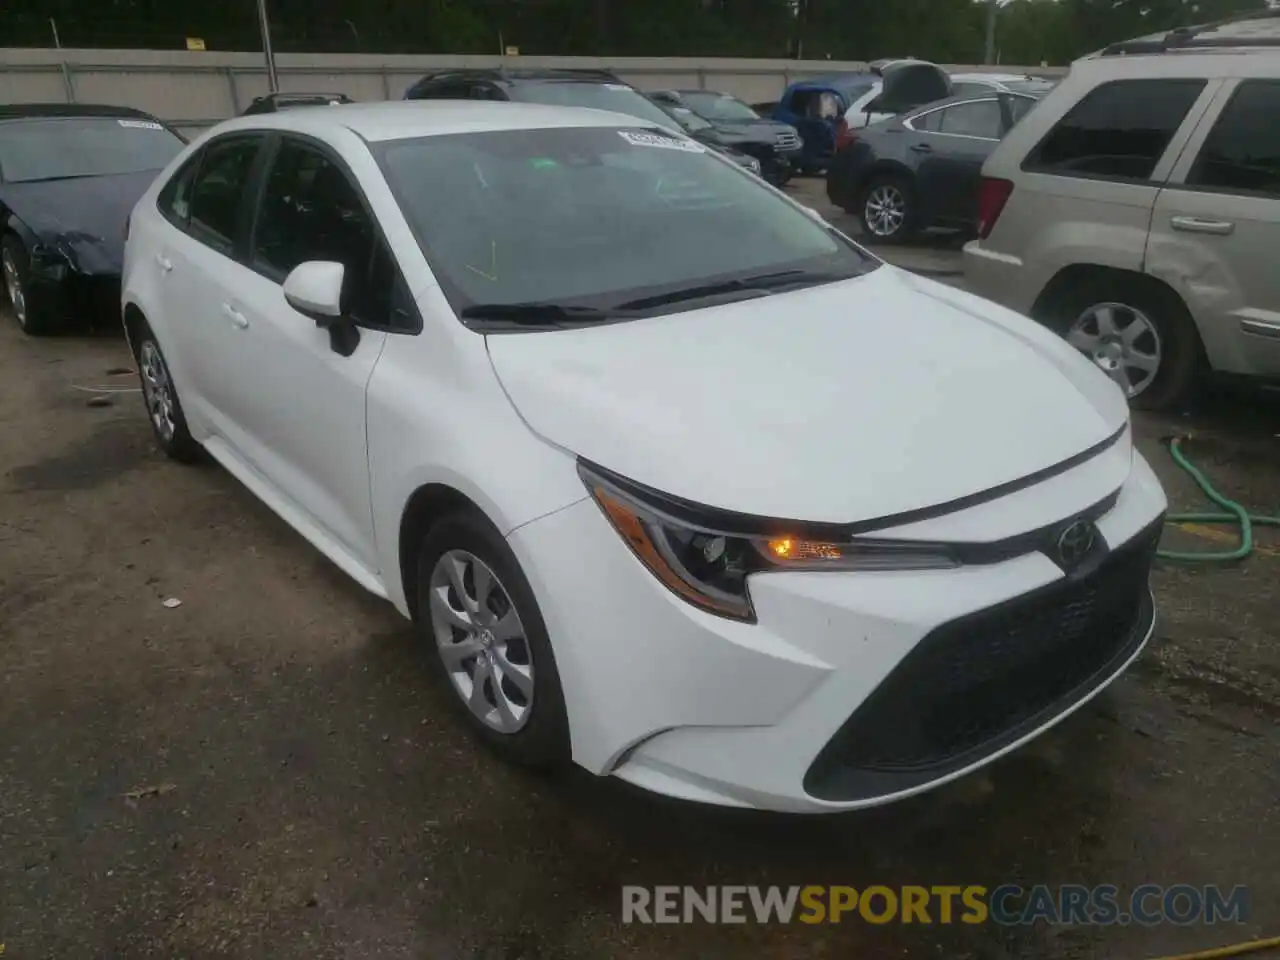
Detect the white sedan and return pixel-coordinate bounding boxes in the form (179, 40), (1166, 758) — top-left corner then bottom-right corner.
(122, 101), (1166, 813)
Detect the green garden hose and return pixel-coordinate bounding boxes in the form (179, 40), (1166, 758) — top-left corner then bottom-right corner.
(1157, 435), (1280, 563)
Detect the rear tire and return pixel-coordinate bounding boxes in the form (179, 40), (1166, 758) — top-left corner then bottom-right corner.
(1042, 274), (1203, 412)
(2, 234), (56, 336)
(132, 320), (201, 462)
(858, 174), (917, 244)
(416, 511), (570, 770)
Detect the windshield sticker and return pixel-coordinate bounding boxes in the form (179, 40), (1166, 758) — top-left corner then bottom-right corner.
(118, 119), (163, 130)
(617, 130), (705, 153)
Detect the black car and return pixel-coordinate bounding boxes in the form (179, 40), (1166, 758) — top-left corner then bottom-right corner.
(826, 91), (1039, 243)
(404, 68), (686, 131)
(0, 104), (186, 334)
(644, 97), (764, 178)
(242, 92), (355, 115)
(648, 89), (802, 185)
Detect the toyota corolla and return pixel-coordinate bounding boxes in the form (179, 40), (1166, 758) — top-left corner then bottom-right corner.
(121, 101), (1167, 813)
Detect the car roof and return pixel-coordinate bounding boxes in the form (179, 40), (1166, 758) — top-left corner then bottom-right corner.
(1071, 44), (1280, 78)
(209, 99), (662, 144)
(904, 90), (1036, 116)
(1097, 10), (1280, 55)
(950, 72), (1053, 84)
(0, 102), (159, 122)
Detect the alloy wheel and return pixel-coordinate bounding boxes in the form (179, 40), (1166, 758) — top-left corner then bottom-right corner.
(2, 250), (27, 327)
(1066, 302), (1162, 399)
(138, 340), (177, 442)
(864, 184), (906, 238)
(428, 550), (534, 734)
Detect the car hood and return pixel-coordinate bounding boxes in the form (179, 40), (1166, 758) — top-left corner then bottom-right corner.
(0, 169), (160, 275)
(486, 266), (1129, 524)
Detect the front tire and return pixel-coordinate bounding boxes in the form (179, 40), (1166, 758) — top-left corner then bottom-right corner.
(2, 234), (56, 336)
(859, 174), (917, 243)
(133, 322), (201, 462)
(1043, 275), (1202, 412)
(416, 511), (569, 769)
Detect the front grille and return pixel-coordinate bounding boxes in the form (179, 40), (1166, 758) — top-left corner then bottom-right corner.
(804, 520), (1160, 801)
(775, 132), (802, 151)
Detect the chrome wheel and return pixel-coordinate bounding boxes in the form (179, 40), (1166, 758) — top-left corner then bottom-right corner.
(138, 340), (176, 442)
(2, 249), (26, 327)
(864, 183), (907, 238)
(428, 550), (534, 735)
(1067, 302), (1162, 399)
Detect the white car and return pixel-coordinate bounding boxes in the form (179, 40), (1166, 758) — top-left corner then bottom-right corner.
(122, 101), (1167, 813)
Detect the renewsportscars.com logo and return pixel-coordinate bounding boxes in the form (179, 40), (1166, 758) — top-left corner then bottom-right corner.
(621, 884), (1250, 926)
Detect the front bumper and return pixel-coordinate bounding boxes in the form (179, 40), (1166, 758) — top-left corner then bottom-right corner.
(507, 445), (1166, 813)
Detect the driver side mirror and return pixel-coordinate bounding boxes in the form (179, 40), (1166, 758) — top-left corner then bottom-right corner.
(283, 260), (361, 357)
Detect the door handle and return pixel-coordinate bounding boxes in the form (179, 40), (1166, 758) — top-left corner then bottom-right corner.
(1170, 216), (1235, 236)
(910, 143), (933, 154)
(222, 303), (249, 329)
(155, 254), (173, 273)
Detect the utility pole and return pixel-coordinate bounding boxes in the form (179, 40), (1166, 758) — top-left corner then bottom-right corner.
(984, 0), (999, 65)
(256, 0), (280, 93)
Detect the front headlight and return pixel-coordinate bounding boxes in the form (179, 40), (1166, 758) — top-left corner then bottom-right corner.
(579, 463), (958, 621)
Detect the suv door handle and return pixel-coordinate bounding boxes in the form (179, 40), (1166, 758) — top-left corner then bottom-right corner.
(1170, 216), (1235, 236)
(222, 303), (249, 329)
(155, 254), (173, 272)
(910, 143), (933, 154)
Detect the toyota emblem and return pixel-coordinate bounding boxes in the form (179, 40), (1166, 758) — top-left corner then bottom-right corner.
(1055, 520), (1097, 570)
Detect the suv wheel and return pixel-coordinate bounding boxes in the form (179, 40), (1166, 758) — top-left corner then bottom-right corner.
(1046, 277), (1201, 411)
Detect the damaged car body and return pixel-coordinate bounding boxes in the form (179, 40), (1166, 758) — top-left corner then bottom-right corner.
(0, 104), (186, 335)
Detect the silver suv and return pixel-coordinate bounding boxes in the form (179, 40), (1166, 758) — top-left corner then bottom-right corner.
(963, 14), (1280, 409)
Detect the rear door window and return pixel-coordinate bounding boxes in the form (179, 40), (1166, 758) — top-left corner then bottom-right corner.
(187, 135), (263, 255)
(1023, 79), (1206, 181)
(1187, 80), (1280, 197)
(937, 100), (1003, 139)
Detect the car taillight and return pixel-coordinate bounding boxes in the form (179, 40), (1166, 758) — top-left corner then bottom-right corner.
(834, 117), (857, 152)
(976, 177), (1013, 240)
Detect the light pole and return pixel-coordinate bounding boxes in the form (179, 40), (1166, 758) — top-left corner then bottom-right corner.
(984, 0), (999, 65)
(256, 0), (280, 93)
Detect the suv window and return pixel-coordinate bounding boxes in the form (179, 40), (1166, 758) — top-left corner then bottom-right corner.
(158, 153), (200, 227)
(188, 136), (262, 253)
(1024, 79), (1206, 182)
(253, 137), (409, 330)
(938, 100), (1003, 139)
(1188, 80), (1280, 197)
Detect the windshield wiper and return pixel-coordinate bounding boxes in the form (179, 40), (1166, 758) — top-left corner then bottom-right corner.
(614, 269), (846, 311)
(459, 302), (624, 327)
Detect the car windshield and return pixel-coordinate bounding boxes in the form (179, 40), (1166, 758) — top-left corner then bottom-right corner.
(0, 116), (184, 183)
(377, 125), (875, 323)
(663, 105), (714, 133)
(680, 91), (763, 122)
(512, 81), (683, 133)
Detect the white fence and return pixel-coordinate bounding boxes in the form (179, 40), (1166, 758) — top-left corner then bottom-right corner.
(0, 47), (1068, 137)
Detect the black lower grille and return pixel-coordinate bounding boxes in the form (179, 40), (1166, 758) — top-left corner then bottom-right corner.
(804, 519), (1161, 802)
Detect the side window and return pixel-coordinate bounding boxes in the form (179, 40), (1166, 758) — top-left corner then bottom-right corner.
(253, 138), (409, 329)
(937, 100), (1003, 139)
(1007, 95), (1038, 128)
(951, 81), (991, 98)
(188, 136), (262, 254)
(1187, 80), (1280, 197)
(1023, 79), (1206, 182)
(157, 153), (200, 227)
(911, 108), (943, 132)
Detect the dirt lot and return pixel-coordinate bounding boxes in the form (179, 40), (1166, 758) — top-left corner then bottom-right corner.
(1, 230), (1278, 959)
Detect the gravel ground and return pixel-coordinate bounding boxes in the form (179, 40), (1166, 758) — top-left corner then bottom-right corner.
(1, 262), (1278, 959)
